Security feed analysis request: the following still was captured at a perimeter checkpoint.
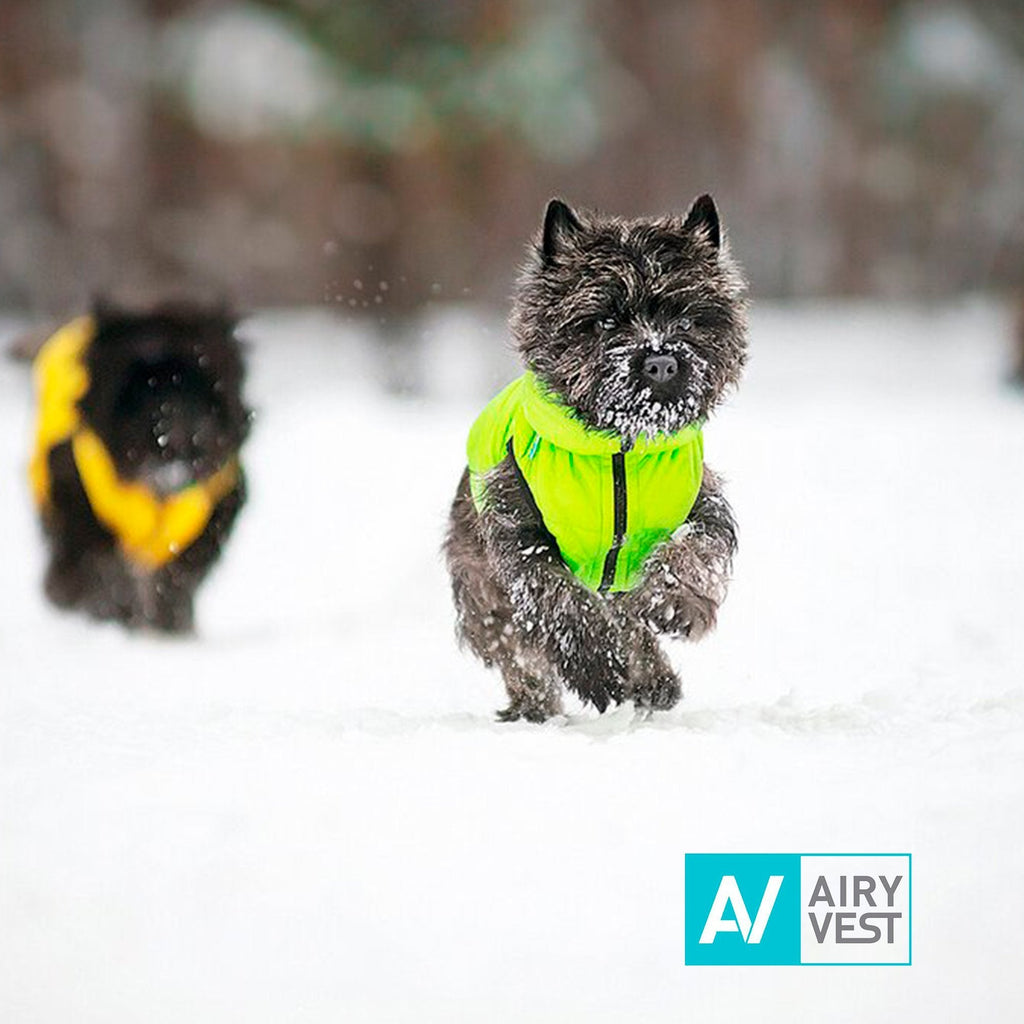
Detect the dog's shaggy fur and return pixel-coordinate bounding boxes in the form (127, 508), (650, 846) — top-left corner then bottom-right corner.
(445, 196), (748, 721)
(38, 300), (251, 632)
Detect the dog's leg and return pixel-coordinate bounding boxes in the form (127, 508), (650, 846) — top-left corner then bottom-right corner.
(496, 656), (564, 722)
(140, 482), (246, 634)
(446, 471), (564, 721)
(41, 441), (93, 611)
(618, 612), (682, 711)
(47, 544), (136, 625)
(86, 551), (140, 625)
(137, 568), (193, 633)
(41, 440), (135, 623)
(626, 466), (737, 641)
(473, 458), (628, 714)
(43, 534), (88, 610)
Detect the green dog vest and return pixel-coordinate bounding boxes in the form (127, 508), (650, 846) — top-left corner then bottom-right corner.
(467, 372), (704, 593)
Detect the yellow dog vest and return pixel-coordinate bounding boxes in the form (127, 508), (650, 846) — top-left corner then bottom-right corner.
(29, 316), (239, 570)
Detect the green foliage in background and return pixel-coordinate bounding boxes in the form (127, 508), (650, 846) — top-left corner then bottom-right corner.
(167, 0), (618, 160)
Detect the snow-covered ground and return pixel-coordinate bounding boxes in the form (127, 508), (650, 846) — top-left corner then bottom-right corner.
(1, 303), (1022, 1022)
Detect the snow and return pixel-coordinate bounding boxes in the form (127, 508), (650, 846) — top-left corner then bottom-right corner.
(2, 302), (1023, 1021)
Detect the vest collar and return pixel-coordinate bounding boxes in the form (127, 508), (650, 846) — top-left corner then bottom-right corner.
(520, 371), (702, 455)
(72, 427), (239, 569)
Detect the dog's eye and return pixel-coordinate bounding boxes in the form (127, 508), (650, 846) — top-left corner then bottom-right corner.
(679, 316), (694, 332)
(598, 317), (618, 332)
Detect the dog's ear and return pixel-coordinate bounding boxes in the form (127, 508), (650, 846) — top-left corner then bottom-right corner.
(91, 293), (122, 327)
(206, 293), (239, 334)
(682, 193), (720, 251)
(542, 198), (583, 261)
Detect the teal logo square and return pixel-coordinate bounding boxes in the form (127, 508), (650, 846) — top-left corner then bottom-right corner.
(685, 854), (801, 965)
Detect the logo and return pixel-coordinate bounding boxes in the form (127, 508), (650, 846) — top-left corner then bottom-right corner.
(685, 853), (911, 965)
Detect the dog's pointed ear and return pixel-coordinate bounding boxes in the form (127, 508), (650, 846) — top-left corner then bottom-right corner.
(683, 193), (720, 251)
(91, 293), (120, 327)
(542, 198), (583, 261)
(209, 292), (239, 333)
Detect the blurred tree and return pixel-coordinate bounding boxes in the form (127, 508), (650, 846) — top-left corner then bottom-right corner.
(0, 0), (1022, 318)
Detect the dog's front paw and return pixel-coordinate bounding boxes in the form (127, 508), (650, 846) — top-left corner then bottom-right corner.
(497, 671), (563, 723)
(630, 666), (682, 711)
(623, 626), (682, 711)
(629, 585), (717, 641)
(676, 589), (717, 641)
(559, 638), (628, 713)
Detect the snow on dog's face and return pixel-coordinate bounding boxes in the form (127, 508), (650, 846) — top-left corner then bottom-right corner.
(511, 196), (748, 445)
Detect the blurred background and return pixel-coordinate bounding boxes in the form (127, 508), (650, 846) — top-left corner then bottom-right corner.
(4, 9), (1024, 1018)
(1, 0), (1023, 336)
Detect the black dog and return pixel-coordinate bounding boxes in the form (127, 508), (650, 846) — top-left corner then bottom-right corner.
(29, 300), (251, 632)
(445, 196), (748, 720)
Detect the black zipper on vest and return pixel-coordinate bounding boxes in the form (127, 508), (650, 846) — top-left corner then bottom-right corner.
(598, 451), (627, 592)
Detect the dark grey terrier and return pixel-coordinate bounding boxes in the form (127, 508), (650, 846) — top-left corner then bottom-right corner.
(445, 196), (747, 721)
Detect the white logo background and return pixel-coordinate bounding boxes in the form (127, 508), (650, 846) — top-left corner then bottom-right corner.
(800, 855), (911, 964)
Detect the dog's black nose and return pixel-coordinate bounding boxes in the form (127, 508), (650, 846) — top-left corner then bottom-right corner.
(642, 354), (679, 384)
